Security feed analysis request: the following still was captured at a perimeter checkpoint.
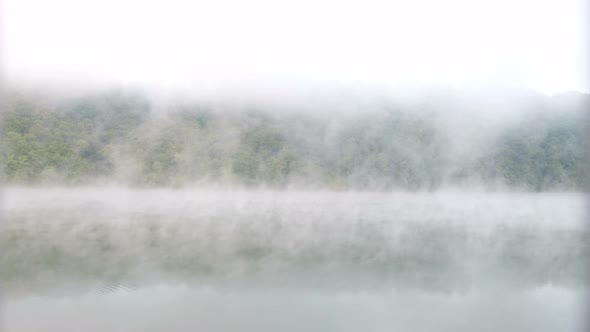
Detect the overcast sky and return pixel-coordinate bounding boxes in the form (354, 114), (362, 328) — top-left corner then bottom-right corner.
(2, 0), (588, 94)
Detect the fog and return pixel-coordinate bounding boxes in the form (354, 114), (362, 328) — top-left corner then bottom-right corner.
(3, 188), (587, 292)
(2, 0), (589, 330)
(2, 83), (589, 330)
(2, 76), (589, 332)
(1, 188), (587, 331)
(2, 86), (588, 190)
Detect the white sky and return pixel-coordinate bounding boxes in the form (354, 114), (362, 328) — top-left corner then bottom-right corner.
(2, 0), (588, 94)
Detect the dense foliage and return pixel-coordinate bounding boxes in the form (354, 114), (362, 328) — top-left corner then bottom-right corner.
(1, 89), (587, 190)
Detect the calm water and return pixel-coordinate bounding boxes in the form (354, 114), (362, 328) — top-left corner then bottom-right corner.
(1, 188), (588, 331)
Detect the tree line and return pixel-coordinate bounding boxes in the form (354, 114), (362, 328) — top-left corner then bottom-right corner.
(1, 89), (587, 190)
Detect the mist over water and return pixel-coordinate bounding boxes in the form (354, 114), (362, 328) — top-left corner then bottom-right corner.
(2, 0), (588, 328)
(1, 188), (587, 331)
(1, 85), (588, 332)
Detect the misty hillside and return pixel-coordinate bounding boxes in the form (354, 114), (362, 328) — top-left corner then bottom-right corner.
(1, 89), (587, 190)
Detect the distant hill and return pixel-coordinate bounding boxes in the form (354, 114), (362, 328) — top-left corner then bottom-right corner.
(2, 88), (587, 190)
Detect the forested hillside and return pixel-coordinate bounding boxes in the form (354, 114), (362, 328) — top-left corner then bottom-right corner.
(1, 89), (587, 190)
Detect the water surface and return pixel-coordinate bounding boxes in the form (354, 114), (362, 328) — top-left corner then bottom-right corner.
(2, 188), (587, 331)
